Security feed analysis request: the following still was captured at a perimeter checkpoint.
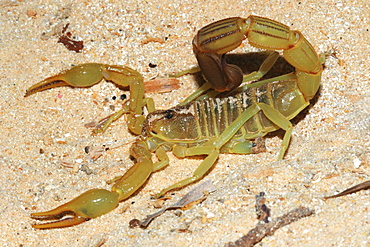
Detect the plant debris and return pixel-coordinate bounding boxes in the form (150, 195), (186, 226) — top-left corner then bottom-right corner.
(226, 192), (314, 247)
(325, 180), (370, 199)
(141, 37), (166, 45)
(144, 78), (180, 94)
(133, 180), (217, 228)
(57, 23), (84, 53)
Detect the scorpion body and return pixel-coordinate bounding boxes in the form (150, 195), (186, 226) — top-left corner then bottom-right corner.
(146, 76), (306, 157)
(26, 16), (326, 229)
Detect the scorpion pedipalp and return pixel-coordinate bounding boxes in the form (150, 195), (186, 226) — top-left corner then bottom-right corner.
(31, 189), (119, 229)
(24, 63), (105, 97)
(25, 63), (153, 135)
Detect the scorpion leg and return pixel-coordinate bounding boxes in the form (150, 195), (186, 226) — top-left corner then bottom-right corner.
(94, 97), (154, 134)
(220, 138), (265, 154)
(156, 149), (220, 198)
(256, 103), (293, 160)
(25, 63), (153, 134)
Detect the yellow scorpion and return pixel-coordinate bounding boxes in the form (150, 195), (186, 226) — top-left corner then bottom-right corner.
(27, 16), (325, 229)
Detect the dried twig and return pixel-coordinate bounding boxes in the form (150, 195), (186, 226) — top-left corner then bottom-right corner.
(133, 180), (216, 228)
(325, 180), (370, 199)
(144, 78), (180, 94)
(226, 192), (314, 247)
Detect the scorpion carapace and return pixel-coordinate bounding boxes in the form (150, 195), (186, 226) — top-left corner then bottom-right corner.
(27, 15), (325, 229)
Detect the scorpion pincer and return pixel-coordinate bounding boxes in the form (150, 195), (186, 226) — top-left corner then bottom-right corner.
(26, 15), (326, 229)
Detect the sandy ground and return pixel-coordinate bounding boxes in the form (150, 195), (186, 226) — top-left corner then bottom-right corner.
(1, 0), (369, 246)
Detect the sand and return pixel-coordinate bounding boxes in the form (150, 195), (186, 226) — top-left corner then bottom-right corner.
(0, 0), (369, 246)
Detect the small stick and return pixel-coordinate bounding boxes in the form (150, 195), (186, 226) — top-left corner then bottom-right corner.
(226, 193), (314, 247)
(130, 180), (216, 228)
(325, 180), (370, 199)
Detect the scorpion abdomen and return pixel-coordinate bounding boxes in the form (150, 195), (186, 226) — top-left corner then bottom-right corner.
(193, 79), (308, 140)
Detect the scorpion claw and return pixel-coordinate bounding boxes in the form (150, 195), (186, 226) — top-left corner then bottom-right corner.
(31, 211), (89, 229)
(24, 63), (105, 97)
(31, 189), (119, 229)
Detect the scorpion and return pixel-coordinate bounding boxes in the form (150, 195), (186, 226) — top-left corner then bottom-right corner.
(26, 16), (325, 229)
